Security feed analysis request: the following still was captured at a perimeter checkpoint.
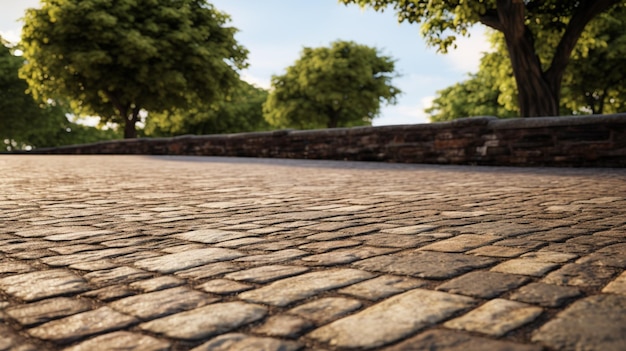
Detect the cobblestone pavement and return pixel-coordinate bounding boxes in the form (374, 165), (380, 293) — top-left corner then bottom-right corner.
(1, 155), (626, 351)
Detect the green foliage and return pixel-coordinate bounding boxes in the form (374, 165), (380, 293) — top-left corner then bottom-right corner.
(339, 0), (623, 117)
(427, 3), (626, 121)
(1, 37), (119, 151)
(20, 0), (248, 138)
(263, 40), (401, 129)
(144, 80), (270, 136)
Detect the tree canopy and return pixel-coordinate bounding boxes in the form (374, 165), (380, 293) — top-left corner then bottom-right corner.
(263, 40), (400, 129)
(144, 80), (270, 136)
(1, 37), (118, 151)
(339, 0), (623, 117)
(20, 0), (248, 139)
(427, 4), (626, 121)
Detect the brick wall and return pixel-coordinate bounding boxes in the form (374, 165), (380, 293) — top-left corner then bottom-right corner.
(27, 114), (626, 167)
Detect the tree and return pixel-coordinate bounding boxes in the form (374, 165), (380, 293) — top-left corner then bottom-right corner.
(144, 80), (271, 136)
(263, 40), (400, 129)
(427, 4), (626, 121)
(339, 0), (623, 117)
(20, 0), (247, 139)
(1, 37), (118, 151)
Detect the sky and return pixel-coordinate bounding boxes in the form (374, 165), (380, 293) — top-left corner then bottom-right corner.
(0, 0), (493, 126)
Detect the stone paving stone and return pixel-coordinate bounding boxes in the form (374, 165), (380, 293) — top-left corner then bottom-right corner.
(308, 289), (476, 349)
(532, 294), (626, 350)
(214, 237), (265, 248)
(355, 233), (440, 248)
(43, 229), (113, 241)
(520, 251), (578, 263)
(444, 299), (543, 337)
(338, 275), (427, 300)
(28, 306), (138, 344)
(110, 286), (217, 320)
(539, 243), (594, 255)
(196, 279), (253, 294)
(139, 302), (267, 340)
(490, 258), (560, 277)
(542, 263), (618, 287)
(301, 246), (396, 266)
(174, 229), (255, 244)
(0, 269), (89, 302)
(161, 243), (206, 253)
(134, 248), (244, 273)
(576, 243), (626, 268)
(0, 261), (35, 274)
(5, 297), (92, 326)
(41, 247), (140, 266)
(353, 251), (496, 279)
(83, 266), (153, 286)
(49, 244), (103, 255)
(510, 282), (582, 307)
(288, 297), (362, 325)
(253, 315), (314, 338)
(381, 225), (437, 234)
(68, 259), (118, 271)
(419, 234), (502, 253)
(80, 285), (135, 302)
(239, 269), (373, 306)
(224, 265), (310, 284)
(191, 333), (302, 351)
(63, 331), (171, 351)
(0, 325), (39, 351)
(175, 262), (240, 280)
(384, 329), (543, 351)
(457, 222), (540, 237)
(467, 245), (529, 258)
(128, 276), (184, 292)
(235, 249), (309, 264)
(494, 238), (547, 250)
(437, 271), (530, 298)
(602, 270), (626, 295)
(298, 240), (361, 252)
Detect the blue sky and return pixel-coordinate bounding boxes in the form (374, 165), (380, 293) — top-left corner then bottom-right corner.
(1, 0), (492, 125)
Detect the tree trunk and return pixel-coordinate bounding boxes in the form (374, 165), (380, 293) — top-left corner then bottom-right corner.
(327, 110), (339, 128)
(496, 0), (559, 117)
(123, 106), (140, 139)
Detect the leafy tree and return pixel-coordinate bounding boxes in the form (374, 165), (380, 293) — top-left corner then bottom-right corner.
(20, 0), (247, 139)
(1, 37), (118, 151)
(339, 0), (623, 117)
(144, 80), (271, 136)
(427, 4), (626, 121)
(263, 40), (401, 129)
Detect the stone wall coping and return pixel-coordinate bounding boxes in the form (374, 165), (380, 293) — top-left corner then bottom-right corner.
(488, 113), (626, 129)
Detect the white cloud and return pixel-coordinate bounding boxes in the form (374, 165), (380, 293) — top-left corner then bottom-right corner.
(442, 27), (494, 73)
(240, 72), (271, 90)
(0, 29), (20, 44)
(373, 95), (435, 126)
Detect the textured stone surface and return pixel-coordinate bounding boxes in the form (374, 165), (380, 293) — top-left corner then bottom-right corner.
(437, 271), (530, 298)
(28, 307), (138, 344)
(139, 302), (267, 340)
(224, 265), (309, 283)
(308, 289), (475, 348)
(490, 258), (559, 277)
(196, 279), (253, 294)
(445, 299), (543, 337)
(532, 294), (626, 350)
(239, 269), (372, 306)
(542, 263), (618, 287)
(288, 297), (362, 325)
(386, 329), (543, 351)
(510, 283), (582, 307)
(354, 251), (496, 279)
(5, 297), (92, 326)
(134, 248), (244, 273)
(603, 271), (626, 295)
(419, 234), (501, 252)
(110, 286), (217, 320)
(0, 269), (89, 301)
(338, 275), (427, 300)
(253, 315), (314, 338)
(191, 333), (302, 351)
(63, 331), (171, 351)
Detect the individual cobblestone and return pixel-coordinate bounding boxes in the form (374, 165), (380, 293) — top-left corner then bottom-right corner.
(419, 234), (501, 252)
(253, 315), (314, 338)
(288, 297), (362, 325)
(224, 265), (309, 283)
(63, 331), (171, 351)
(436, 271), (530, 298)
(134, 248), (244, 273)
(603, 270), (626, 295)
(353, 251), (495, 279)
(196, 279), (253, 294)
(307, 289), (475, 348)
(28, 306), (138, 344)
(0, 269), (89, 302)
(385, 329), (543, 351)
(139, 302), (267, 340)
(532, 294), (626, 350)
(490, 258), (560, 277)
(338, 275), (427, 300)
(542, 263), (618, 287)
(239, 269), (373, 306)
(444, 299), (543, 337)
(5, 297), (92, 326)
(510, 282), (582, 307)
(191, 333), (302, 351)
